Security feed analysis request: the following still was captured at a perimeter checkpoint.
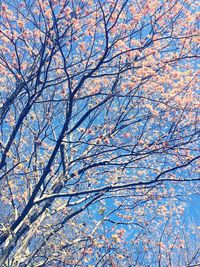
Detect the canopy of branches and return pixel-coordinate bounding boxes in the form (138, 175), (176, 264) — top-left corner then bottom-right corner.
(0, 0), (199, 266)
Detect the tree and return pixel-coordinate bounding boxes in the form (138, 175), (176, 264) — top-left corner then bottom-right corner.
(0, 0), (199, 266)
